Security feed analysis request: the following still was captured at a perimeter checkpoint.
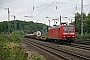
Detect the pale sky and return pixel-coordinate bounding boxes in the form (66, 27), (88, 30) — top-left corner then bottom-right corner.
(0, 0), (90, 26)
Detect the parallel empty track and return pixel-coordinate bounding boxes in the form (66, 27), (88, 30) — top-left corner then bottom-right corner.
(23, 38), (90, 60)
(70, 43), (90, 50)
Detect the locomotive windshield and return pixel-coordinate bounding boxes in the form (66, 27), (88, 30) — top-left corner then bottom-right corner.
(63, 26), (74, 31)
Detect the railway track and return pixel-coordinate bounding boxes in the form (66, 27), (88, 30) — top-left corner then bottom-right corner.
(41, 39), (90, 50)
(74, 40), (90, 45)
(23, 38), (90, 60)
(71, 43), (90, 50)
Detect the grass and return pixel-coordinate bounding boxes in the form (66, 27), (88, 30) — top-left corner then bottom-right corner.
(27, 51), (45, 60)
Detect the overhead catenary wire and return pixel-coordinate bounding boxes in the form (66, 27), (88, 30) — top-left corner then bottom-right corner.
(55, 0), (87, 14)
(56, 2), (80, 6)
(33, 0), (57, 19)
(31, 0), (42, 17)
(63, 3), (90, 17)
(35, 0), (42, 8)
(31, 0), (34, 17)
(1, 0), (89, 23)
(32, 0), (74, 18)
(55, 0), (90, 17)
(32, 0), (78, 22)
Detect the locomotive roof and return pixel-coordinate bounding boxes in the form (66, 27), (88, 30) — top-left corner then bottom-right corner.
(48, 24), (74, 29)
(62, 25), (74, 27)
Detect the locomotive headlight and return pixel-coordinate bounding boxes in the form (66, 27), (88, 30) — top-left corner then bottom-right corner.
(63, 36), (66, 37)
(72, 36), (74, 37)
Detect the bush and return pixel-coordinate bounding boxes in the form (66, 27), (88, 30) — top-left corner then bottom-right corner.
(0, 44), (27, 60)
(0, 34), (27, 60)
(76, 33), (90, 39)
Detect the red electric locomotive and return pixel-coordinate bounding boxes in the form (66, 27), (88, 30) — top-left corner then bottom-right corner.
(47, 23), (76, 44)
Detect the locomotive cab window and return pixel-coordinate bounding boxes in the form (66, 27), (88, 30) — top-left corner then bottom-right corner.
(69, 27), (74, 31)
(63, 26), (68, 31)
(63, 26), (74, 31)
